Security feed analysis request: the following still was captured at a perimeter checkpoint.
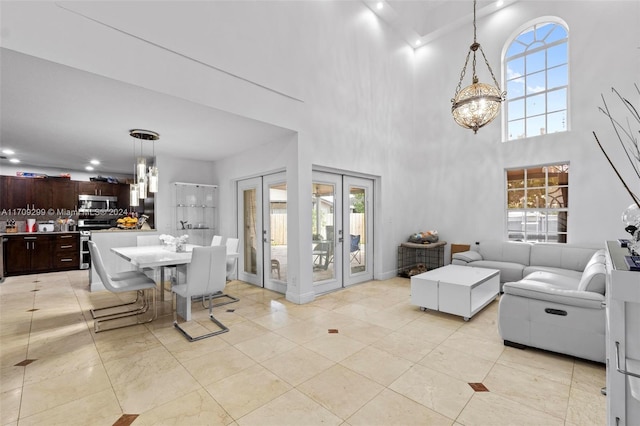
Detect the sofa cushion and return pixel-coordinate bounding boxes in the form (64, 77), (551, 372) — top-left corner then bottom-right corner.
(523, 266), (583, 281)
(502, 279), (605, 309)
(478, 241), (531, 266)
(529, 244), (598, 272)
(522, 271), (581, 290)
(452, 251), (482, 263)
(577, 250), (607, 294)
(471, 260), (523, 283)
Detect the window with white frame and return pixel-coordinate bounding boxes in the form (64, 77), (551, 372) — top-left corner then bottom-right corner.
(506, 163), (569, 243)
(504, 21), (568, 140)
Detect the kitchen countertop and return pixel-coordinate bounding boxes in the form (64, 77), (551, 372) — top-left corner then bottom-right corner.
(91, 228), (156, 233)
(1, 231), (80, 236)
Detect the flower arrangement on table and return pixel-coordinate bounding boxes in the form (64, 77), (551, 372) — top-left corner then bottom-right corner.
(159, 234), (189, 252)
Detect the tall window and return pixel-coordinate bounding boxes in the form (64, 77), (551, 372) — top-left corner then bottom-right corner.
(506, 163), (569, 243)
(504, 21), (568, 140)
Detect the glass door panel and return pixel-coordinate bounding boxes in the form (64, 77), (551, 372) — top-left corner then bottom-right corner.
(237, 177), (262, 286)
(344, 176), (373, 286)
(263, 173), (287, 293)
(312, 172), (342, 294)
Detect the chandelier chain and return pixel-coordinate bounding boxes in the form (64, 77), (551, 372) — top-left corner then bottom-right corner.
(478, 45), (503, 93)
(452, 50), (472, 101)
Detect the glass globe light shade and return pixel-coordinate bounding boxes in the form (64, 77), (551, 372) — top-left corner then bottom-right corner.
(452, 82), (503, 133)
(622, 203), (640, 227)
(129, 183), (140, 207)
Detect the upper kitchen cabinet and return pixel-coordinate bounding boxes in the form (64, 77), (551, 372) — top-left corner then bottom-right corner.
(0, 176), (29, 211)
(77, 181), (121, 197)
(51, 179), (77, 211)
(0, 176), (77, 212)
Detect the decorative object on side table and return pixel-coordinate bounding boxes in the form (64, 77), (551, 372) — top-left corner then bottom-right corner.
(159, 234), (189, 252)
(408, 230), (439, 244)
(594, 84), (640, 256)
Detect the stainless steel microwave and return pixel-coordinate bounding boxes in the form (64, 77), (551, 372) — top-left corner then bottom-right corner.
(78, 195), (118, 214)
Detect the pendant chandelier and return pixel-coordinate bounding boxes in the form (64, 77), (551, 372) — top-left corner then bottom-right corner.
(129, 129), (159, 207)
(451, 0), (506, 134)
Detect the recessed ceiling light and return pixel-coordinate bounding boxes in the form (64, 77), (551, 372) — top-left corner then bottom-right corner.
(85, 166), (94, 171)
(496, 0), (504, 6)
(376, 2), (383, 10)
(9, 158), (20, 163)
(2, 149), (15, 155)
(415, 40), (422, 46)
(90, 159), (100, 165)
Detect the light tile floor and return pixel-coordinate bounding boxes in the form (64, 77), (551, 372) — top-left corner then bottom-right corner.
(0, 270), (606, 425)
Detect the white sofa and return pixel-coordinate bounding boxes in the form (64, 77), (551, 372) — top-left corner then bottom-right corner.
(452, 241), (606, 362)
(451, 241), (600, 287)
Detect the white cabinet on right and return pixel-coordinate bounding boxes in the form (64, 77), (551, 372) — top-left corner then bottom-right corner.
(606, 241), (640, 425)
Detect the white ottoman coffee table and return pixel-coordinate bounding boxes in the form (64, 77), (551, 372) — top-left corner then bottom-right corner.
(410, 264), (500, 321)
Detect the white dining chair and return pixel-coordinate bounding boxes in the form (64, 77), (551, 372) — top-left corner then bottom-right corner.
(172, 245), (229, 341)
(225, 237), (239, 280)
(200, 236), (240, 308)
(137, 235), (160, 246)
(88, 241), (157, 332)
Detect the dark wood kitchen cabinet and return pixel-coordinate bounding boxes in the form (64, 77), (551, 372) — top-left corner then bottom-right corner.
(0, 176), (77, 211)
(0, 176), (29, 211)
(3, 233), (79, 276)
(4, 234), (54, 275)
(53, 233), (79, 270)
(78, 181), (120, 197)
(51, 179), (78, 211)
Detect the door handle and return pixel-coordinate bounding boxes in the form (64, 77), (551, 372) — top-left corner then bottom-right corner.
(615, 341), (640, 379)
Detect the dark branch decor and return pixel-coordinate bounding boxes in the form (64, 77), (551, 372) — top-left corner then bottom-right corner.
(595, 84), (640, 254)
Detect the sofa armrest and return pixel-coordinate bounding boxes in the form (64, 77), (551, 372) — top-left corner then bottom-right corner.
(503, 279), (605, 309)
(451, 250), (483, 263)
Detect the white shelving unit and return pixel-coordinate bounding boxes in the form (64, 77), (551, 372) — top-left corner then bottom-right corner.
(172, 182), (218, 246)
(605, 241), (640, 425)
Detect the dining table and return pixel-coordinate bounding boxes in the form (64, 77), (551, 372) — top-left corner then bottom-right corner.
(110, 244), (239, 301)
(111, 244), (200, 301)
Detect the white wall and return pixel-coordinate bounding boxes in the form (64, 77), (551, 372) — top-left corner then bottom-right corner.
(413, 0), (640, 257)
(209, 2), (417, 287)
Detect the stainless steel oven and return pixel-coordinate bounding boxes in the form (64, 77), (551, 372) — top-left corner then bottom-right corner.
(77, 218), (115, 231)
(80, 231), (91, 270)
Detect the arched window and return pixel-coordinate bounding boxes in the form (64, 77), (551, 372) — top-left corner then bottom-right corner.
(504, 20), (568, 141)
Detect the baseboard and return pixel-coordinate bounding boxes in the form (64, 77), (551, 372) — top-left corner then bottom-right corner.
(285, 290), (315, 305)
(504, 340), (528, 350)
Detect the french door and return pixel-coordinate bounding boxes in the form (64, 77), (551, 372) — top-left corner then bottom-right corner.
(237, 173), (287, 292)
(312, 171), (373, 294)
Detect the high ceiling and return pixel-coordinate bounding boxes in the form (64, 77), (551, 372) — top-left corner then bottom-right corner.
(0, 1), (513, 176)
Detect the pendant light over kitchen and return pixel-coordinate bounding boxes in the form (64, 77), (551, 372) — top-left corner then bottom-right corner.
(129, 129), (159, 207)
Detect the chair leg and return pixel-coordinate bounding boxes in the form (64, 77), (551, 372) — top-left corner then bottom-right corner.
(94, 288), (156, 333)
(173, 293), (229, 342)
(90, 291), (145, 319)
(200, 291), (239, 309)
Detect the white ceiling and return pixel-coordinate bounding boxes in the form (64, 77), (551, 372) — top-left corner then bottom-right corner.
(0, 1), (513, 176)
(1, 48), (296, 175)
